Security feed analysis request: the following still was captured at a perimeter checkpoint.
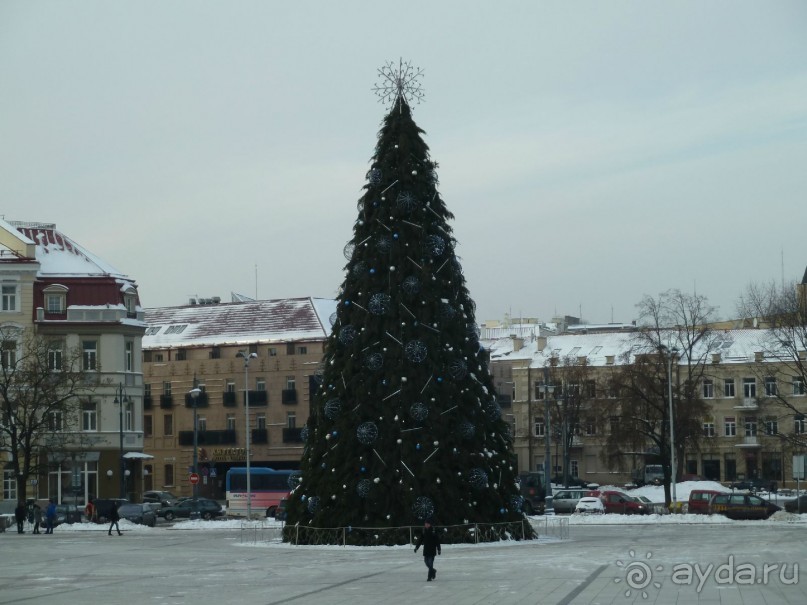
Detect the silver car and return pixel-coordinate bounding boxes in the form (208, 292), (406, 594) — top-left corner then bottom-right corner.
(551, 489), (587, 513)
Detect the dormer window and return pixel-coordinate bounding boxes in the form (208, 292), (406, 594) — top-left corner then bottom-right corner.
(43, 284), (68, 315)
(122, 286), (138, 318)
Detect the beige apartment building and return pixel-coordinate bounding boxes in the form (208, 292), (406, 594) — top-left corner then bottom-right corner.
(486, 327), (807, 489)
(141, 297), (336, 500)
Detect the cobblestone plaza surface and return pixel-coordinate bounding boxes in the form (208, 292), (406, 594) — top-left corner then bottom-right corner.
(0, 522), (804, 604)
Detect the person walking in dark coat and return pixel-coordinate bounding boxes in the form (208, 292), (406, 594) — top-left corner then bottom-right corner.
(108, 501), (122, 536)
(32, 503), (42, 534)
(414, 520), (441, 581)
(14, 501), (26, 534)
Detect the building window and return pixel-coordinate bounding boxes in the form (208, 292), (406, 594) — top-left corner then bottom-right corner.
(297, 346), (307, 355)
(286, 343), (295, 355)
(125, 341), (134, 372)
(210, 347), (221, 359)
(226, 381), (236, 393)
(702, 380), (714, 399)
(584, 380), (596, 398)
(764, 377), (777, 397)
(723, 379), (735, 398)
(48, 411), (63, 432)
(144, 415), (153, 437)
(164, 464), (174, 486)
(743, 378), (756, 399)
(47, 345), (63, 372)
(3, 469), (17, 500)
(124, 293), (137, 316)
(82, 401), (97, 432)
(269, 347), (277, 357)
(724, 416), (736, 437)
(198, 416), (207, 432)
(609, 416), (620, 434)
(764, 417), (778, 435)
(256, 378), (266, 391)
(744, 417), (757, 437)
(154, 353), (164, 362)
(792, 377), (805, 396)
(286, 376), (296, 390)
(1, 340), (18, 369)
(45, 293), (65, 313)
(533, 418), (545, 437)
(125, 404), (133, 431)
(226, 414), (236, 431)
(1, 284), (17, 311)
(82, 340), (97, 371)
(534, 381), (547, 400)
(256, 414), (266, 430)
(175, 349), (187, 361)
(163, 414), (173, 436)
(703, 421), (715, 437)
(795, 417), (806, 435)
(584, 419), (596, 436)
(163, 382), (172, 396)
(287, 412), (297, 428)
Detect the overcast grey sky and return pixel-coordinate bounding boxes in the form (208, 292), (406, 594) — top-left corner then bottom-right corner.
(2, 1), (806, 324)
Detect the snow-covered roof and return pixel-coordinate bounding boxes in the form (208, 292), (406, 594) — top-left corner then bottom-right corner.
(10, 222), (127, 278)
(143, 297), (338, 349)
(483, 328), (793, 368)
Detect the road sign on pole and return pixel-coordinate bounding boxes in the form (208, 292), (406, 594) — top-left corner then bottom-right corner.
(189, 472), (200, 485)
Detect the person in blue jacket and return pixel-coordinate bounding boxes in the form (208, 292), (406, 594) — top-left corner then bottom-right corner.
(44, 499), (57, 534)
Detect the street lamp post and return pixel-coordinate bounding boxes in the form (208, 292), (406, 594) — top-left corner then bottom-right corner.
(114, 383), (130, 500)
(237, 351), (257, 519)
(660, 346), (679, 507)
(541, 367), (555, 516)
(189, 383), (202, 520)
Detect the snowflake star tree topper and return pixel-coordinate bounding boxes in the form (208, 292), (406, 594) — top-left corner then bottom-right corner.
(373, 58), (425, 110)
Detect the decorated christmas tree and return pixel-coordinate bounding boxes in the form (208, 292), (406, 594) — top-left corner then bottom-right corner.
(284, 61), (528, 544)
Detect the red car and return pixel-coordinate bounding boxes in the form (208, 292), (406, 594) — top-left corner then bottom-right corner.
(586, 490), (649, 514)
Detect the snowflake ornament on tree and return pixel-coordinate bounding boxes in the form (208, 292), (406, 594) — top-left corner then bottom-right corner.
(373, 58), (425, 108)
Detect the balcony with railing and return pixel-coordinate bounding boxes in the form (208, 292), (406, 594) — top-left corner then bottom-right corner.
(184, 392), (209, 408)
(251, 428), (268, 444)
(735, 435), (761, 448)
(283, 428), (304, 443)
(222, 391), (238, 407)
(178, 429), (237, 446)
(160, 394), (173, 409)
(734, 399), (759, 411)
(282, 389), (298, 404)
(143, 395), (152, 410)
(245, 390), (268, 406)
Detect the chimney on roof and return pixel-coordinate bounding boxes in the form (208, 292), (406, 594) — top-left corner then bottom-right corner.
(536, 336), (547, 351)
(511, 335), (523, 352)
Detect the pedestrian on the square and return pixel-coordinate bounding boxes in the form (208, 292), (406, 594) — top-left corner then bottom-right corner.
(32, 503), (42, 534)
(413, 519), (441, 581)
(85, 498), (96, 524)
(108, 501), (122, 536)
(44, 499), (57, 534)
(14, 501), (26, 534)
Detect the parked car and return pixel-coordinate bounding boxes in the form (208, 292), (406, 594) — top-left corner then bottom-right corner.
(730, 478), (778, 493)
(588, 490), (649, 514)
(275, 497), (289, 521)
(161, 497), (224, 521)
(550, 475), (589, 488)
(574, 497), (605, 514)
(54, 504), (83, 526)
(92, 499), (129, 523)
(551, 489), (587, 513)
(687, 490), (724, 514)
(709, 493), (781, 520)
(783, 495), (807, 514)
(142, 490), (180, 507)
(118, 503), (158, 527)
(518, 472), (545, 515)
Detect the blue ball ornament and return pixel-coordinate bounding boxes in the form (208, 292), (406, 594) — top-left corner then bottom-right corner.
(345, 300), (351, 305)
(321, 463), (326, 468)
(437, 377), (443, 383)
(361, 467), (366, 472)
(332, 431), (338, 437)
(393, 233), (399, 239)
(500, 508), (505, 514)
(416, 443), (421, 450)
(370, 268), (376, 274)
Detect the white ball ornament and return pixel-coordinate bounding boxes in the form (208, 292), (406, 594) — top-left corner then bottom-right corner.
(374, 477), (380, 483)
(401, 377), (407, 382)
(436, 478), (441, 484)
(397, 438), (402, 444)
(433, 441), (439, 446)
(331, 495), (337, 500)
(390, 266), (396, 271)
